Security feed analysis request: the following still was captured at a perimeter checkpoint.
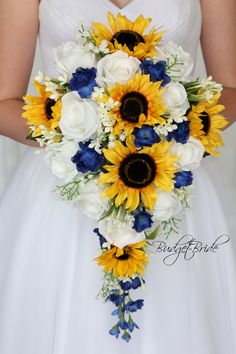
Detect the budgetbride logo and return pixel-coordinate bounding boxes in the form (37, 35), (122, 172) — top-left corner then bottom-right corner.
(152, 234), (230, 266)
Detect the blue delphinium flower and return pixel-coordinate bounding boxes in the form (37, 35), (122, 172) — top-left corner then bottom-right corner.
(69, 67), (97, 98)
(175, 171), (193, 188)
(122, 331), (131, 343)
(118, 320), (128, 330)
(140, 60), (171, 86)
(120, 277), (142, 291)
(132, 208), (153, 232)
(133, 125), (160, 149)
(111, 309), (122, 318)
(167, 121), (190, 144)
(124, 299), (144, 313)
(93, 228), (107, 248)
(108, 293), (123, 307)
(109, 325), (120, 339)
(131, 277), (142, 290)
(128, 318), (139, 332)
(71, 142), (104, 173)
(120, 280), (132, 291)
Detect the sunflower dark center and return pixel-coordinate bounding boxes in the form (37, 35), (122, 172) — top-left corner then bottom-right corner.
(120, 91), (148, 123)
(200, 111), (210, 135)
(119, 153), (156, 188)
(45, 98), (56, 120)
(111, 30), (145, 51)
(117, 247), (130, 260)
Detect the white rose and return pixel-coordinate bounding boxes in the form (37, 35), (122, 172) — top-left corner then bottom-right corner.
(96, 51), (141, 87)
(162, 82), (190, 113)
(73, 181), (108, 220)
(98, 218), (145, 249)
(170, 137), (205, 170)
(53, 41), (96, 80)
(45, 140), (78, 181)
(153, 190), (183, 222)
(59, 92), (100, 141)
(158, 41), (194, 81)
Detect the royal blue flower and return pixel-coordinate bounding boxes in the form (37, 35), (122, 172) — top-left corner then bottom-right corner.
(93, 228), (107, 248)
(140, 60), (171, 86)
(131, 277), (142, 290)
(122, 331), (131, 343)
(133, 125), (160, 149)
(69, 67), (97, 98)
(174, 171), (193, 188)
(128, 318), (139, 332)
(109, 325), (120, 338)
(111, 309), (122, 318)
(71, 142), (104, 173)
(120, 277), (142, 291)
(120, 280), (132, 291)
(118, 320), (128, 330)
(167, 121), (190, 144)
(132, 209), (153, 232)
(108, 293), (123, 307)
(124, 299), (144, 313)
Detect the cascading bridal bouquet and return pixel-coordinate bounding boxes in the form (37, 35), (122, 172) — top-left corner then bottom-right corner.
(22, 13), (228, 342)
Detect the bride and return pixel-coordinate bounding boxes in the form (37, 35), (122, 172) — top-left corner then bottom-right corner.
(0, 0), (236, 353)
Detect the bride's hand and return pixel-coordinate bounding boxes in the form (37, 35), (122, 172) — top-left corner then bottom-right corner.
(0, 0), (40, 146)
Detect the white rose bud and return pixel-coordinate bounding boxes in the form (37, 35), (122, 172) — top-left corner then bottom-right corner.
(153, 190), (183, 221)
(96, 51), (141, 87)
(59, 91), (100, 142)
(53, 41), (96, 80)
(162, 82), (190, 113)
(73, 181), (108, 220)
(45, 140), (78, 181)
(98, 218), (146, 249)
(170, 136), (205, 171)
(158, 41), (194, 81)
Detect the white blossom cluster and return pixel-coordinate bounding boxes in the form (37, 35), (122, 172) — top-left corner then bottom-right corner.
(76, 22), (110, 55)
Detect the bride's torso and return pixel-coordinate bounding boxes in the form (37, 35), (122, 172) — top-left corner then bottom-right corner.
(38, 0), (202, 75)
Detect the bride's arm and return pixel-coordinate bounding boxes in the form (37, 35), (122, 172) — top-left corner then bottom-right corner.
(0, 0), (39, 145)
(201, 0), (236, 126)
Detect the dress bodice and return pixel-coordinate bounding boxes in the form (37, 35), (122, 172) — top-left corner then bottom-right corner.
(38, 0), (202, 76)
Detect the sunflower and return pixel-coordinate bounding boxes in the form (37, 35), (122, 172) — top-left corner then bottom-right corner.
(187, 93), (229, 156)
(105, 74), (167, 136)
(22, 81), (62, 137)
(100, 136), (178, 211)
(96, 240), (148, 278)
(92, 12), (162, 59)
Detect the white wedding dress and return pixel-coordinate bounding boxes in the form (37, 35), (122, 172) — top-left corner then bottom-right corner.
(0, 0), (236, 353)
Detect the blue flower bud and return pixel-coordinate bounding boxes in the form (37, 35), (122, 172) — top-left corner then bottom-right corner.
(109, 325), (120, 338)
(120, 280), (132, 291)
(127, 318), (139, 332)
(118, 320), (128, 330)
(131, 277), (142, 290)
(122, 331), (131, 343)
(124, 299), (144, 313)
(93, 228), (107, 248)
(111, 309), (122, 318)
(108, 293), (123, 307)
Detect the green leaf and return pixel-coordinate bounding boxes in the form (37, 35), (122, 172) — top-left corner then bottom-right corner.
(98, 204), (115, 222)
(145, 225), (160, 240)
